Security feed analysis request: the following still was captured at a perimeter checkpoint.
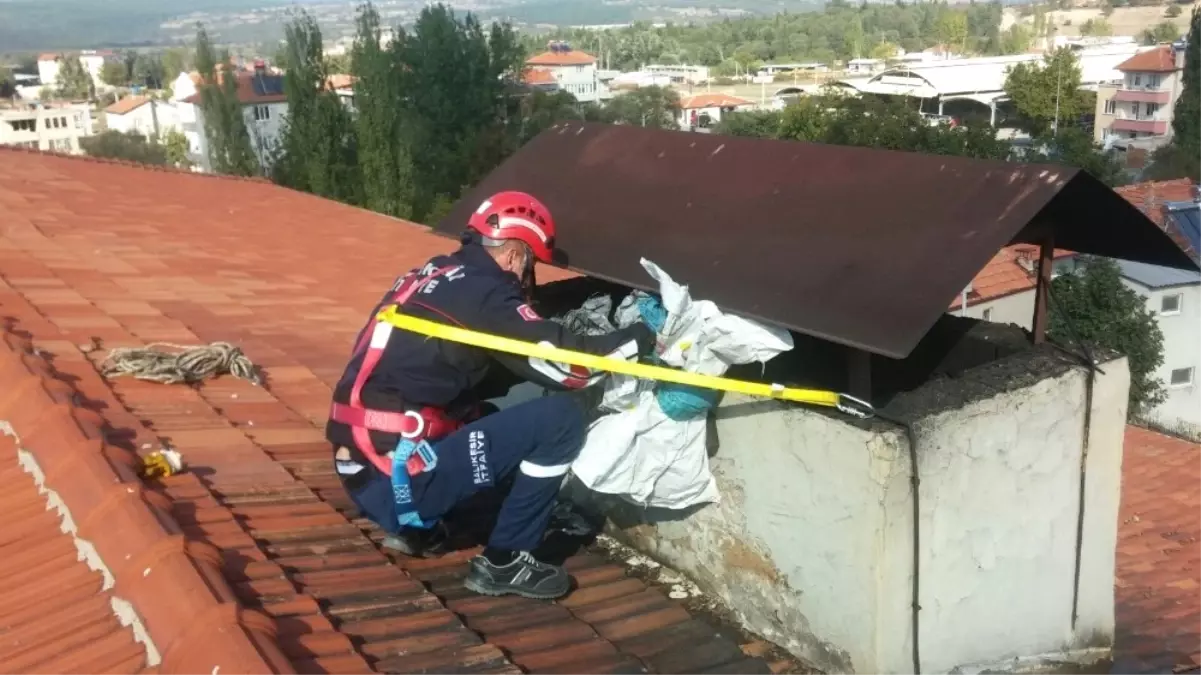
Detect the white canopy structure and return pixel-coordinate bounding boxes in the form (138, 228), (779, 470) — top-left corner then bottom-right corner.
(839, 44), (1148, 125)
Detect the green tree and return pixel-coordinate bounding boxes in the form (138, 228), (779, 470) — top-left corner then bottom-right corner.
(80, 130), (169, 165)
(194, 24), (259, 176)
(162, 130), (191, 167)
(1169, 10), (1199, 154)
(1048, 256), (1166, 417)
(518, 89), (584, 144)
(351, 2), (414, 218)
(99, 60), (128, 87)
(1027, 127), (1125, 186)
(55, 56), (94, 100)
(1166, 5), (1183, 18)
(274, 10), (360, 204)
(0, 67), (15, 99)
(161, 48), (191, 82)
(392, 3), (526, 221)
(1079, 18), (1114, 36)
(1000, 24), (1034, 54)
(1143, 21), (1182, 43)
(132, 54), (166, 89)
(934, 11), (969, 50)
(604, 86), (680, 129)
(1004, 47), (1089, 136)
(718, 93), (1012, 160)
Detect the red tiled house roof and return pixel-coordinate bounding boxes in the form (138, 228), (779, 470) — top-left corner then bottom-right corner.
(181, 71), (288, 106)
(0, 147), (793, 675)
(1115, 178), (1197, 261)
(105, 95), (151, 115)
(948, 244), (1074, 311)
(679, 93), (754, 110)
(1114, 427), (1200, 674)
(1117, 45), (1180, 73)
(526, 50), (597, 66)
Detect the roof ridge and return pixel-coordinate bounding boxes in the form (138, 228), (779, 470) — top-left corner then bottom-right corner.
(0, 326), (295, 674)
(0, 145), (273, 186)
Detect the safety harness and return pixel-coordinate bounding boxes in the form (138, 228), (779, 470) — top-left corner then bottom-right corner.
(328, 264), (465, 530)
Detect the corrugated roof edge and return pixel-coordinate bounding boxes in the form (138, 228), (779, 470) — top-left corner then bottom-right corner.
(0, 328), (296, 675)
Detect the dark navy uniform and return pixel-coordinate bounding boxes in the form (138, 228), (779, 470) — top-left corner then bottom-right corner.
(327, 238), (650, 554)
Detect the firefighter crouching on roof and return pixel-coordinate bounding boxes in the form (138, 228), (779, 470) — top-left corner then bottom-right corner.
(326, 191), (656, 600)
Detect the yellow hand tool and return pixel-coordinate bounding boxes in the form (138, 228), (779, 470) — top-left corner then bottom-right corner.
(375, 306), (874, 419)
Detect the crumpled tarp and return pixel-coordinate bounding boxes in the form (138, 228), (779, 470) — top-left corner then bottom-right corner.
(563, 259), (794, 510)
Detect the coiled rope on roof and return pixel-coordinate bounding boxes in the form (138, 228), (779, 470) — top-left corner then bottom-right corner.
(101, 342), (262, 386)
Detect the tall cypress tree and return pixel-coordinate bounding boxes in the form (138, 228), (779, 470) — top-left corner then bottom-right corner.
(351, 3), (413, 218)
(194, 25), (259, 177)
(1169, 8), (1199, 180)
(275, 11), (360, 203)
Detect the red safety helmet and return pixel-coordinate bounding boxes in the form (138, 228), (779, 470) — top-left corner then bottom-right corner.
(466, 191), (557, 264)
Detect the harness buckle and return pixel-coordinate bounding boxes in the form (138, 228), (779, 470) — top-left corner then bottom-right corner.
(399, 410), (426, 439)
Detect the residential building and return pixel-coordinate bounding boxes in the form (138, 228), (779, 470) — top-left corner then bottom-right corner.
(521, 68), (561, 94)
(326, 74), (356, 112)
(169, 71), (202, 103)
(677, 93), (754, 130)
(1117, 258), (1201, 436)
(642, 64), (710, 84)
(1094, 41), (1188, 149)
(0, 102), (93, 153)
(36, 50), (115, 90)
(525, 42), (608, 103)
(1114, 179), (1201, 437)
(104, 96), (180, 137)
(846, 58), (885, 74)
(179, 64), (287, 172)
(948, 245), (1077, 328)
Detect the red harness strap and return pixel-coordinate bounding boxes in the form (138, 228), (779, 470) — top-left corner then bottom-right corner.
(329, 265), (460, 476)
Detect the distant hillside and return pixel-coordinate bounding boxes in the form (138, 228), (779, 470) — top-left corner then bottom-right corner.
(0, 0), (296, 51)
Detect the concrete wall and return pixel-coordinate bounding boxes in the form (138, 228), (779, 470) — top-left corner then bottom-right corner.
(571, 356), (1131, 673)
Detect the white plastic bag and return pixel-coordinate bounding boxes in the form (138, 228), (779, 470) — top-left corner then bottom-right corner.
(570, 259), (794, 509)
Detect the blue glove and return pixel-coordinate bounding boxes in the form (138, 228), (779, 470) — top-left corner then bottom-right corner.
(636, 294), (668, 334)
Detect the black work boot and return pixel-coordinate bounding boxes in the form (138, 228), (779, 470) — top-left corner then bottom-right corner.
(381, 521), (448, 558)
(464, 551), (571, 599)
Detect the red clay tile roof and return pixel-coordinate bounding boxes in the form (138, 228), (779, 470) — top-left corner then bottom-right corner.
(0, 147), (793, 675)
(325, 74), (356, 91)
(1115, 178), (1197, 261)
(1117, 46), (1180, 73)
(947, 244), (1074, 311)
(181, 72), (288, 106)
(523, 68), (557, 86)
(0, 433), (151, 672)
(1114, 426), (1200, 674)
(679, 93), (754, 110)
(527, 50), (597, 66)
(105, 95), (152, 115)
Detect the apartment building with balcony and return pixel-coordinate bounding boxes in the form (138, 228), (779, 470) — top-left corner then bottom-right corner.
(0, 102), (94, 154)
(1094, 41), (1188, 149)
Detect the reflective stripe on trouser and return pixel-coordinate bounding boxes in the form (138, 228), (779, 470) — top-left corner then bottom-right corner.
(410, 394), (585, 552)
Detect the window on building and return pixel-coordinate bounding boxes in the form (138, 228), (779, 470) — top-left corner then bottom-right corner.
(59, 116), (67, 128)
(74, 114), (83, 129)
(1160, 293), (1182, 315)
(1132, 102), (1141, 117)
(253, 105), (271, 122)
(1169, 367), (1194, 387)
(1146, 103), (1160, 118)
(10, 119), (35, 132)
(1133, 73), (1142, 86)
(982, 308), (993, 321)
(50, 138), (72, 152)
(1104, 99), (1116, 115)
(1149, 74), (1161, 88)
